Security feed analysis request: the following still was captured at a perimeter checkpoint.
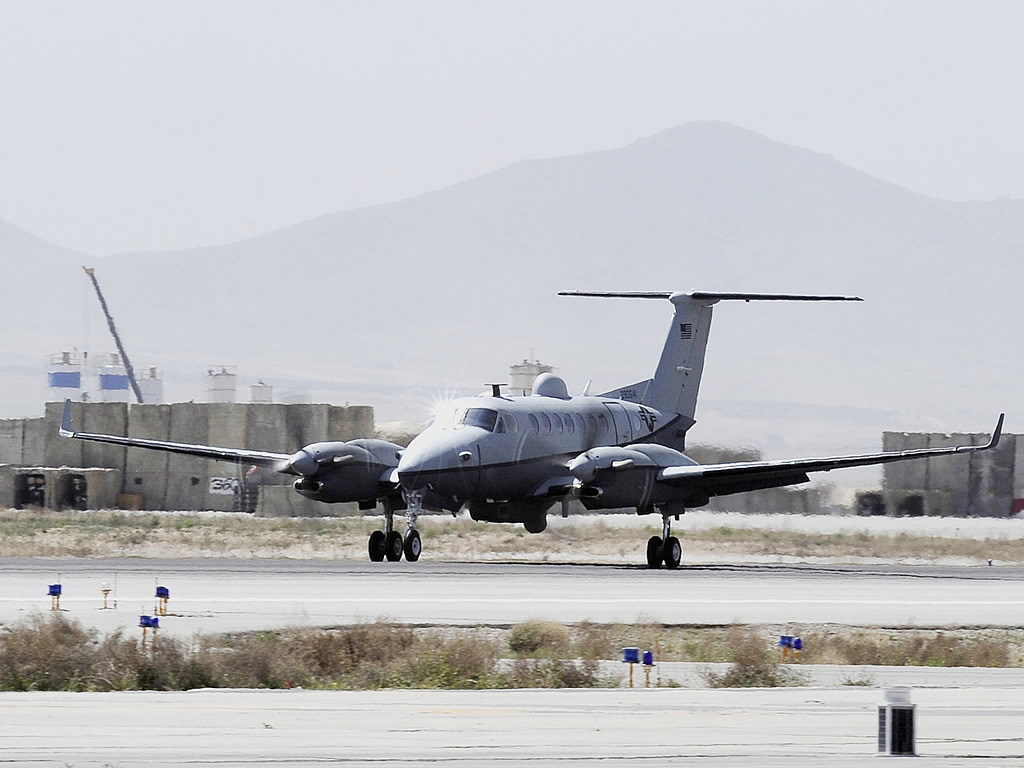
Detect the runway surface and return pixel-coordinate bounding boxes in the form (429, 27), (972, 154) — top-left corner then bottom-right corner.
(1, 558), (1022, 636)
(2, 686), (1023, 766)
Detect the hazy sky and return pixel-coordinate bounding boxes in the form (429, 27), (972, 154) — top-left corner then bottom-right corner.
(1, 0), (1022, 255)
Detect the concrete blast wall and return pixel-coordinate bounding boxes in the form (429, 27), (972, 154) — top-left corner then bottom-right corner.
(1, 401), (375, 513)
(883, 431), (1019, 517)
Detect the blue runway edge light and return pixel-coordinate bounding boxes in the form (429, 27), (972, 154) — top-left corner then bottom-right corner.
(156, 586), (170, 599)
(622, 647), (640, 664)
(48, 584), (62, 597)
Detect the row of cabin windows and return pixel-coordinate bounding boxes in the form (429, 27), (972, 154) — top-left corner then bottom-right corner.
(458, 407), (611, 436)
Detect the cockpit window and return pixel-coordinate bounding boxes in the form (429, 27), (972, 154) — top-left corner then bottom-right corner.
(458, 408), (499, 432)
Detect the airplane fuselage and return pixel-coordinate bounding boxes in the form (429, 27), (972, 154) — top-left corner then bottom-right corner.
(397, 390), (676, 507)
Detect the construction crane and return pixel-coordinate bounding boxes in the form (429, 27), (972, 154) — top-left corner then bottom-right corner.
(82, 266), (145, 404)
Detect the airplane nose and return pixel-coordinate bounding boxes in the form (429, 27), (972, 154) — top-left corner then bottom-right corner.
(397, 449), (438, 491)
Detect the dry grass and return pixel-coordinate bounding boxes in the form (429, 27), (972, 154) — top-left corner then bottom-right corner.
(1, 615), (1020, 692)
(0, 615), (609, 691)
(3, 508), (1023, 564)
(699, 627), (805, 688)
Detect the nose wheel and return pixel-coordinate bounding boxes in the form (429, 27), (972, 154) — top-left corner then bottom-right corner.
(367, 493), (424, 563)
(645, 514), (682, 569)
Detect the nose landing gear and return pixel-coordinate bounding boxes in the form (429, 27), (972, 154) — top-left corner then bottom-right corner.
(645, 513), (682, 569)
(366, 492), (424, 563)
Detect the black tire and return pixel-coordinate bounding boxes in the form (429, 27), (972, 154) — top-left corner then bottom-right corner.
(385, 530), (404, 562)
(663, 536), (682, 570)
(646, 535), (664, 568)
(403, 529), (422, 562)
(368, 530), (386, 562)
(366, 532), (385, 561)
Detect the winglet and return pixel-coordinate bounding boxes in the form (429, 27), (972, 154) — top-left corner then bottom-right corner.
(59, 399), (75, 438)
(984, 413), (1005, 450)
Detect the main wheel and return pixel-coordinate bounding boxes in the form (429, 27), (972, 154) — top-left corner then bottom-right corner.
(403, 529), (422, 562)
(385, 530), (404, 562)
(663, 535), (682, 569)
(646, 535), (664, 568)
(368, 530), (386, 562)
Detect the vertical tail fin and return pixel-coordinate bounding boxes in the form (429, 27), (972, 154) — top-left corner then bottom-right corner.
(562, 290), (862, 436)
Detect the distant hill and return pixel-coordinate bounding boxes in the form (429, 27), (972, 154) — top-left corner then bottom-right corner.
(2, 122), (1020, 474)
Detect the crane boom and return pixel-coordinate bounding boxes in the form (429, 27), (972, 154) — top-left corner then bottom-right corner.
(82, 266), (145, 404)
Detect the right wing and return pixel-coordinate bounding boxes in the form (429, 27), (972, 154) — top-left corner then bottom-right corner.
(59, 399), (292, 471)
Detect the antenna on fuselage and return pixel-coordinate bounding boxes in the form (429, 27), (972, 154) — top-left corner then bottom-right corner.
(487, 384), (506, 398)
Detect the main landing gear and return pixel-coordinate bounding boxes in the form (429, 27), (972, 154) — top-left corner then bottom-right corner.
(367, 492), (423, 563)
(646, 514), (682, 570)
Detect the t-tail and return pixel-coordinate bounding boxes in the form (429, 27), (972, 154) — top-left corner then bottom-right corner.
(559, 291), (862, 448)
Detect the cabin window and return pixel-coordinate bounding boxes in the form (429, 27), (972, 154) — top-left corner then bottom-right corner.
(458, 408), (498, 432)
(587, 414), (597, 435)
(565, 414), (574, 434)
(529, 413), (540, 434)
(574, 413), (586, 433)
(551, 413), (563, 433)
(502, 413), (518, 433)
(539, 412), (552, 434)
(597, 413), (609, 434)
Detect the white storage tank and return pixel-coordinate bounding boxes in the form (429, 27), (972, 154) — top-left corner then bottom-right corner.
(249, 380), (273, 404)
(48, 351), (83, 402)
(97, 353), (131, 403)
(509, 358), (554, 396)
(207, 365), (237, 403)
(138, 366), (164, 404)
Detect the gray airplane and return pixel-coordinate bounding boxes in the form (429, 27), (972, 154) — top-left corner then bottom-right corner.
(60, 291), (1003, 568)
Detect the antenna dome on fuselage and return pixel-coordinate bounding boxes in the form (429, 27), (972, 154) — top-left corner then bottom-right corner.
(531, 373), (570, 399)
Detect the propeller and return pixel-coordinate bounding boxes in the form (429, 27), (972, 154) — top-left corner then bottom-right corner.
(567, 449), (636, 483)
(280, 445), (356, 477)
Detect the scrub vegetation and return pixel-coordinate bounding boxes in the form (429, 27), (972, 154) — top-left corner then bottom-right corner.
(0, 615), (1020, 692)
(0, 614), (605, 692)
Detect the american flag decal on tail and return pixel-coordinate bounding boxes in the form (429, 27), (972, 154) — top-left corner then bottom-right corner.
(679, 323), (693, 340)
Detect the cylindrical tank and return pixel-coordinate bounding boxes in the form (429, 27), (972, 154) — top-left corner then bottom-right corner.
(509, 359), (554, 396)
(48, 351), (83, 402)
(249, 380), (273, 404)
(138, 366), (164, 404)
(207, 365), (237, 403)
(97, 353), (131, 403)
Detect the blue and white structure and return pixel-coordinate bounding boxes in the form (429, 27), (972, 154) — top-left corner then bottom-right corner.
(97, 353), (131, 403)
(47, 351), (83, 402)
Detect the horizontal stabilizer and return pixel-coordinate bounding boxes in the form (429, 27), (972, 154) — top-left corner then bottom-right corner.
(559, 291), (863, 302)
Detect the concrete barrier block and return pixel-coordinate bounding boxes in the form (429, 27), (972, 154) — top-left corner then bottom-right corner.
(81, 402), (128, 470)
(126, 404), (171, 509)
(166, 403), (210, 511)
(0, 419), (25, 465)
(21, 418), (46, 466)
(285, 404), (330, 450)
(44, 402), (83, 468)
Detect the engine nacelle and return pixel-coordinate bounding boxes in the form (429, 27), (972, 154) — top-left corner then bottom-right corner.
(568, 444), (704, 511)
(288, 439), (402, 504)
(467, 498), (552, 533)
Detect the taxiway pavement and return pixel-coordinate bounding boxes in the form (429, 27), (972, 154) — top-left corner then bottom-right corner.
(1, 686), (1022, 766)
(1, 559), (1021, 637)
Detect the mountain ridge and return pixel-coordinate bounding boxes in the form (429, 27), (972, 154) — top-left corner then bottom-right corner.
(1, 121), (1019, 466)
